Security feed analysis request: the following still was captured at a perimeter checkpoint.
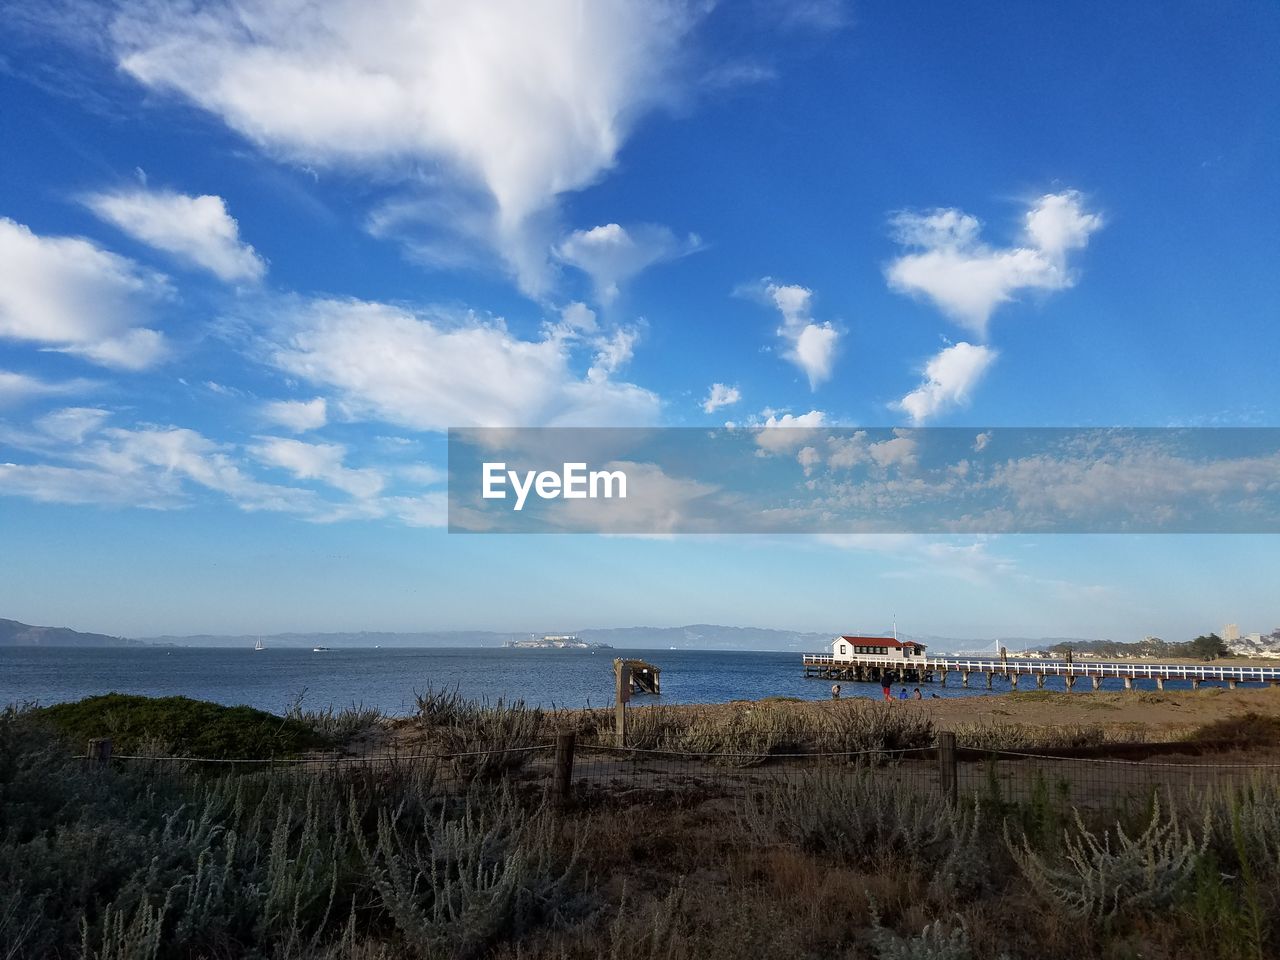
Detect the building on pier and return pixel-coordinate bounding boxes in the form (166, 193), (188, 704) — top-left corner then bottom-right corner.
(830, 635), (927, 663)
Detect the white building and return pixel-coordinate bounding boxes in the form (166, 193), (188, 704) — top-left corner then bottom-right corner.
(830, 634), (927, 663)
(1223, 623), (1241, 642)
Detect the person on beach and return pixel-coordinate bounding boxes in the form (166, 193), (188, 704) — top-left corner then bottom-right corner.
(898, 688), (908, 700)
(912, 687), (922, 700)
(830, 683), (841, 700)
(881, 676), (893, 701)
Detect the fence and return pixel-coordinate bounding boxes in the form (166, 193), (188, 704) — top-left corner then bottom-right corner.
(80, 730), (1280, 811)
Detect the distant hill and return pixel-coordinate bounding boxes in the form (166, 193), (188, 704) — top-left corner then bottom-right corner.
(27, 617), (1122, 654)
(0, 618), (139, 647)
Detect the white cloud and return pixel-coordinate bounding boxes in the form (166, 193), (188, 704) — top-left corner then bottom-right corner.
(805, 429), (919, 473)
(58, 328), (169, 371)
(110, 0), (697, 293)
(752, 280), (840, 389)
(0, 218), (170, 370)
(0, 371), (97, 407)
(35, 407), (112, 443)
(267, 298), (659, 430)
(702, 383), (741, 413)
(250, 436), (384, 499)
(85, 188), (266, 283)
(0, 410), (450, 527)
(754, 409), (827, 453)
(586, 327), (639, 384)
(558, 302), (598, 334)
(897, 342), (997, 423)
(555, 222), (700, 304)
(261, 397), (328, 432)
(886, 191), (1102, 337)
(973, 431), (993, 452)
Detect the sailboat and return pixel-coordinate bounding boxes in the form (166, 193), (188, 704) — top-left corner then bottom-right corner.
(254, 637), (265, 652)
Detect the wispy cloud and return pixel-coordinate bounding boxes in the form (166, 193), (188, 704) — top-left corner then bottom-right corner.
(263, 297), (659, 431)
(84, 188), (266, 283)
(109, 0), (700, 294)
(555, 222), (701, 305)
(0, 370), (98, 407)
(702, 383), (741, 413)
(260, 397), (328, 433)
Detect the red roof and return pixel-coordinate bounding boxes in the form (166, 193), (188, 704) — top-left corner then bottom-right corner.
(837, 635), (926, 649)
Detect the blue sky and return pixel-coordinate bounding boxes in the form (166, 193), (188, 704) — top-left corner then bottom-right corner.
(1, 1), (1278, 640)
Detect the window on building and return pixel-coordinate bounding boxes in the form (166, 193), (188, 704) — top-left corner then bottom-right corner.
(840, 644), (847, 655)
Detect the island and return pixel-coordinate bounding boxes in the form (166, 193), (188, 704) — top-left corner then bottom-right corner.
(503, 634), (613, 650)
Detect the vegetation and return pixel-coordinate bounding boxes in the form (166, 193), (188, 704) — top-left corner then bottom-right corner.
(7, 693), (1280, 958)
(1047, 632), (1238, 661)
(1188, 633), (1230, 661)
(33, 694), (332, 760)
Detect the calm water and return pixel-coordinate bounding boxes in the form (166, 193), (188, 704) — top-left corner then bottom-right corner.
(0, 646), (1220, 714)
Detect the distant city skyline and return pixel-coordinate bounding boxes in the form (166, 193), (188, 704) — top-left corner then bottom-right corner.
(1, 2), (1278, 639)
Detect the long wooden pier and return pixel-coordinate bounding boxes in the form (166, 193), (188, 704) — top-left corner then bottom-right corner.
(802, 653), (1280, 691)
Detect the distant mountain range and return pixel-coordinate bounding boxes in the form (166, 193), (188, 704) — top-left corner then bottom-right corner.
(0, 618), (140, 647)
(3, 615), (1127, 653)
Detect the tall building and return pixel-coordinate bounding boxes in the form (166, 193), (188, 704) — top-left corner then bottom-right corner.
(1223, 623), (1241, 641)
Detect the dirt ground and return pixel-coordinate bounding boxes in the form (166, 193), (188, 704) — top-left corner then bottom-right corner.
(917, 685), (1280, 738)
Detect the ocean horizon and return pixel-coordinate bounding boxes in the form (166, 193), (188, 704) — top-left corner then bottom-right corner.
(2, 645), (1218, 715)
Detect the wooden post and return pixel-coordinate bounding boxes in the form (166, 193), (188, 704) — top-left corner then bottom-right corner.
(937, 731), (957, 804)
(86, 737), (112, 771)
(614, 660), (631, 747)
(553, 731), (576, 807)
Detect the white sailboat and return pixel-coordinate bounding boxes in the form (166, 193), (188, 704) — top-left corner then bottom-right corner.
(254, 637), (265, 652)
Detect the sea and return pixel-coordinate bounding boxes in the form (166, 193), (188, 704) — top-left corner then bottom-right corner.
(0, 645), (1213, 715)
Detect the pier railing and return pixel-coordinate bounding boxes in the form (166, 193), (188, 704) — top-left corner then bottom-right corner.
(803, 652), (1280, 683)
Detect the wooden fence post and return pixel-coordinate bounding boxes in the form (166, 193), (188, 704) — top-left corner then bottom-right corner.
(937, 731), (957, 803)
(614, 660), (631, 747)
(86, 737), (113, 771)
(553, 731), (576, 807)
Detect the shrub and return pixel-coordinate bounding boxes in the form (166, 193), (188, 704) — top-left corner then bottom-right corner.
(1008, 797), (1208, 921)
(33, 694), (330, 760)
(738, 767), (992, 898)
(413, 685), (471, 728)
(868, 915), (973, 960)
(436, 699), (547, 784)
(285, 692), (385, 743)
(355, 789), (580, 959)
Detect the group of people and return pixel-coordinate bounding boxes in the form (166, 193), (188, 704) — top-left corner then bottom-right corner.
(829, 681), (933, 701)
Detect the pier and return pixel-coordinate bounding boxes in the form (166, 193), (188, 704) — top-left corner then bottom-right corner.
(803, 652), (1280, 691)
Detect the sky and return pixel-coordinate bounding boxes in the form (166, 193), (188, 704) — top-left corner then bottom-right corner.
(1, 0), (1278, 641)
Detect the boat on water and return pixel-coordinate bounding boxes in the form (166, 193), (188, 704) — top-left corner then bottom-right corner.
(312, 646), (331, 652)
(254, 638), (265, 652)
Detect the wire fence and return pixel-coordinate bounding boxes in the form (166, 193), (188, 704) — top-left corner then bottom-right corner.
(82, 733), (1280, 811)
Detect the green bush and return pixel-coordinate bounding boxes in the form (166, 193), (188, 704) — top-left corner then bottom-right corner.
(34, 694), (331, 760)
